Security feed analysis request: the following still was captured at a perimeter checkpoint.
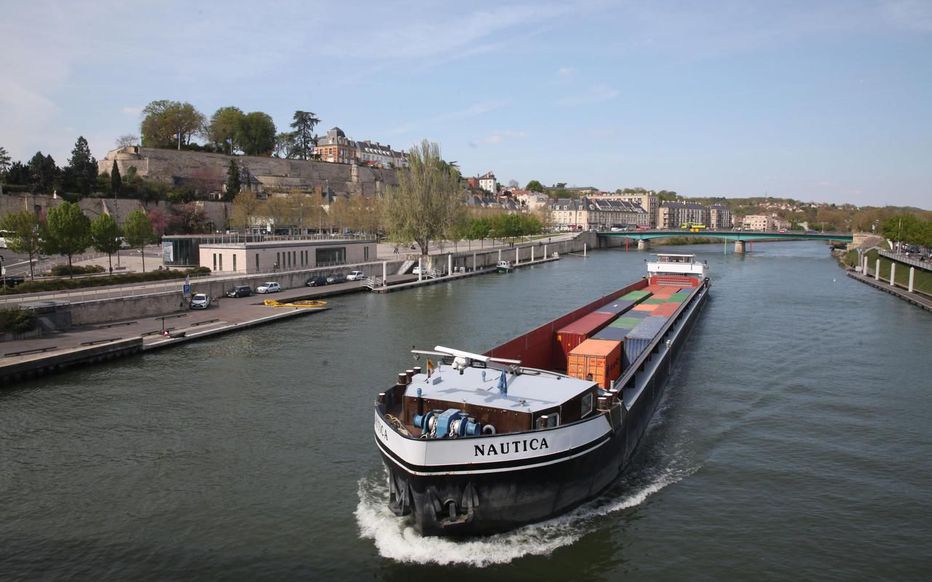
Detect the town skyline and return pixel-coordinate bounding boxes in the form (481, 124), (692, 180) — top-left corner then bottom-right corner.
(2, 1), (930, 209)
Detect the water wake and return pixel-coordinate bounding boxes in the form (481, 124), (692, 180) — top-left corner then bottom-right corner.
(355, 458), (696, 567)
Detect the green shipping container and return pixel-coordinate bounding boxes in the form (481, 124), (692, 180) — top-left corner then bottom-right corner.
(611, 316), (644, 329)
(670, 292), (690, 301)
(644, 298), (666, 304)
(621, 290), (651, 301)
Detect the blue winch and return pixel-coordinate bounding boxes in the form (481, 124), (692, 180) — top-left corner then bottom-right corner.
(414, 409), (483, 439)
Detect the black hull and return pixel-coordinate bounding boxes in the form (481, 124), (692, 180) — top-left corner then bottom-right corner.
(379, 281), (709, 536)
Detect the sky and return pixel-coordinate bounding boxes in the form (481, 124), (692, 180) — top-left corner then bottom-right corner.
(1, 0), (930, 209)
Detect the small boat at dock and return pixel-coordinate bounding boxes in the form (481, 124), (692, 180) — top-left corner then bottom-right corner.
(496, 260), (513, 273)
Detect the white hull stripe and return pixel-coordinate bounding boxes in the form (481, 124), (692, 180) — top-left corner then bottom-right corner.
(375, 434), (613, 477)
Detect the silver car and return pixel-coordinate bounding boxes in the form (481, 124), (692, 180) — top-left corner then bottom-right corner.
(190, 293), (210, 309)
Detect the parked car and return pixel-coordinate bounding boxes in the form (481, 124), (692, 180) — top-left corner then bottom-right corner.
(412, 266), (422, 275)
(189, 293), (211, 310)
(306, 275), (328, 287)
(256, 282), (282, 293)
(326, 274), (346, 284)
(346, 270), (366, 281)
(226, 285), (253, 298)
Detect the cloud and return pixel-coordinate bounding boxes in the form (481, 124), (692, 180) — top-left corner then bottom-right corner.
(389, 100), (510, 136)
(557, 66), (575, 78)
(557, 85), (619, 106)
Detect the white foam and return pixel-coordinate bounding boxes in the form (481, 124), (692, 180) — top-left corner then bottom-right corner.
(355, 459), (697, 567)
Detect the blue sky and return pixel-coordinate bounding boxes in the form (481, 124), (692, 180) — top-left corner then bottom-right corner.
(2, 0), (930, 208)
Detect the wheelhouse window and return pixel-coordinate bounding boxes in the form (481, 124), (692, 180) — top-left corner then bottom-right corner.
(580, 392), (594, 418)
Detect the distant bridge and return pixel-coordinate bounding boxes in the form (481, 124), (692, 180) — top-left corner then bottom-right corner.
(595, 229), (853, 253)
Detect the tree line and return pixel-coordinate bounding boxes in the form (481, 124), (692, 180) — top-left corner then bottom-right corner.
(0, 204), (156, 279)
(139, 100), (321, 160)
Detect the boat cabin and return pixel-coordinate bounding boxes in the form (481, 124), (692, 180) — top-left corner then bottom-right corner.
(383, 363), (599, 437)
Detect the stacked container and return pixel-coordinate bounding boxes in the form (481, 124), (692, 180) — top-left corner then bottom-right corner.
(622, 316), (669, 369)
(652, 302), (680, 317)
(567, 338), (622, 389)
(594, 299), (635, 316)
(620, 290), (652, 302)
(556, 312), (617, 368)
(633, 303), (659, 312)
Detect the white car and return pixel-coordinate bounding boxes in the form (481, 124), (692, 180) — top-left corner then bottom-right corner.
(256, 282), (281, 293)
(346, 270), (366, 281)
(189, 293), (210, 309)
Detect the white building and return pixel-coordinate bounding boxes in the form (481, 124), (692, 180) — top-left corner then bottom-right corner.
(478, 171), (497, 194)
(198, 239), (376, 274)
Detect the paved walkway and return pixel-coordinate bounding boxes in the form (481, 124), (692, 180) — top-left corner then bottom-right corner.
(847, 270), (932, 312)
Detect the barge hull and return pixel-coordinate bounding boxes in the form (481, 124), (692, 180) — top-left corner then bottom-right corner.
(377, 279), (709, 536)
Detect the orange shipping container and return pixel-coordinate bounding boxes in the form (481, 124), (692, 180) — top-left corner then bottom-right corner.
(632, 303), (659, 312)
(567, 339), (622, 389)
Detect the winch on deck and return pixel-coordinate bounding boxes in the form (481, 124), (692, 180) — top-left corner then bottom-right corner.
(414, 409), (484, 439)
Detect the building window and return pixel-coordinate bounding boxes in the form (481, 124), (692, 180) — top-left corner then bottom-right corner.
(219, 254), (223, 271)
(255, 254), (259, 272)
(212, 253), (217, 271)
(233, 255), (237, 272)
(316, 247), (346, 265)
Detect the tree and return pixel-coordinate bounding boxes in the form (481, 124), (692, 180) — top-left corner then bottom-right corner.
(0, 146), (10, 178)
(45, 201), (91, 276)
(385, 140), (463, 255)
(274, 132), (298, 159)
(236, 111), (276, 156)
(208, 106), (245, 154)
(231, 190), (261, 231)
(140, 100), (205, 150)
(224, 159), (241, 201)
(123, 209), (153, 272)
(28, 152), (58, 194)
(110, 160), (122, 195)
(290, 110), (320, 160)
(0, 210), (42, 279)
(67, 136), (97, 196)
(90, 213), (121, 274)
(115, 134), (138, 149)
(526, 180), (544, 193)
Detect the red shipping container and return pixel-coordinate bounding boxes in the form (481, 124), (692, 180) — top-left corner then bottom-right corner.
(568, 339), (622, 389)
(555, 311), (617, 368)
(652, 302), (680, 317)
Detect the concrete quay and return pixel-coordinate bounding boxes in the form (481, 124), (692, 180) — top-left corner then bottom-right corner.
(846, 270), (932, 312)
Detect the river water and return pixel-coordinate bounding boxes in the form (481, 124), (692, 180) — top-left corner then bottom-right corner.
(1, 242), (930, 581)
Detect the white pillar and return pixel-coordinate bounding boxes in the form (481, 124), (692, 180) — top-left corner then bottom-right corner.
(448, 254), (452, 276)
(875, 259), (880, 281)
(890, 262), (895, 286)
(544, 244), (548, 259)
(531, 246), (535, 262)
(584, 243), (587, 257)
(908, 266), (915, 293)
(382, 261), (387, 286)
(418, 257), (423, 281)
(498, 249), (502, 262)
(515, 247), (520, 264)
(472, 253), (476, 271)
(862, 255), (868, 275)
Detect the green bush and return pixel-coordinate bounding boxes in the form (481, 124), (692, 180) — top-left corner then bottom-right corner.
(0, 267), (212, 295)
(50, 264), (106, 276)
(0, 307), (37, 334)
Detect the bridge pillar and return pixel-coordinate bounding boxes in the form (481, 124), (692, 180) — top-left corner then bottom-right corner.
(734, 240), (745, 254)
(637, 239), (649, 251)
(890, 262), (896, 286)
(909, 266), (915, 293)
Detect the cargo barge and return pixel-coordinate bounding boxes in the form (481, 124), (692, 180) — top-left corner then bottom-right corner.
(373, 254), (710, 536)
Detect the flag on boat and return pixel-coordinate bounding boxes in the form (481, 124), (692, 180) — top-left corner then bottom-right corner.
(426, 359), (434, 377)
(497, 370), (508, 395)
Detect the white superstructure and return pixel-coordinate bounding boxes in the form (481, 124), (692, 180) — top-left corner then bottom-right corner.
(646, 253), (707, 279)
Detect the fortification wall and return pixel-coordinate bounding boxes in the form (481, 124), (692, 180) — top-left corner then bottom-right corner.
(98, 147), (398, 197)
